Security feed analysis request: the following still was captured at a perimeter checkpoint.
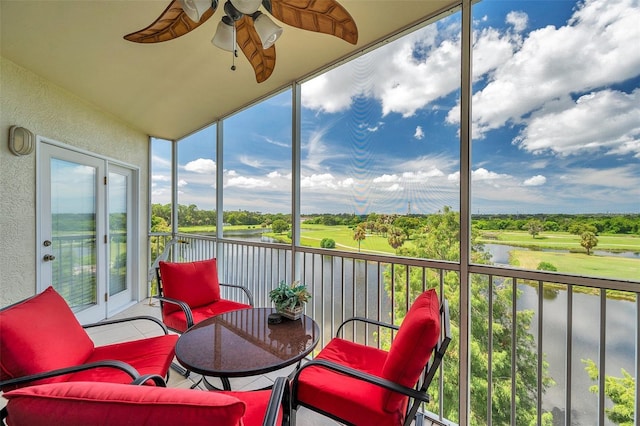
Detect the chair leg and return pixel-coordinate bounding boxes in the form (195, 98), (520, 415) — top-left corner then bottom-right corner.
(171, 361), (190, 378)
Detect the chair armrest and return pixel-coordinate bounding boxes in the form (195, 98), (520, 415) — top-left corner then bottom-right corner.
(220, 282), (254, 306)
(0, 360), (141, 390)
(336, 316), (399, 338)
(131, 374), (168, 387)
(154, 295), (195, 329)
(263, 376), (290, 426)
(292, 359), (429, 404)
(83, 315), (169, 335)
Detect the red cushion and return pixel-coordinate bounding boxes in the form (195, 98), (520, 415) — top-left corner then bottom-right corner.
(296, 338), (398, 426)
(381, 289), (441, 414)
(225, 389), (282, 426)
(159, 259), (221, 315)
(2, 382), (246, 426)
(0, 286), (94, 386)
(75, 334), (178, 383)
(163, 300), (252, 333)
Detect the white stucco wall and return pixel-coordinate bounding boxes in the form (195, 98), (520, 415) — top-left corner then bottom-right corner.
(0, 57), (149, 307)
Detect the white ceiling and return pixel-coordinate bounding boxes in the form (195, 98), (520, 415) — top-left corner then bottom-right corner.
(1, 0), (459, 140)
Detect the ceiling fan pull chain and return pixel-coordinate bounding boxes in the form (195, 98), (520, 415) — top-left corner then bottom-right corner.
(231, 24), (237, 71)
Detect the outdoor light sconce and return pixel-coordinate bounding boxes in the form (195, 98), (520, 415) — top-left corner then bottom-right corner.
(8, 125), (35, 156)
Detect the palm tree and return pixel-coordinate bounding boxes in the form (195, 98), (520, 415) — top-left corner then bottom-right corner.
(387, 226), (406, 250)
(580, 231), (598, 255)
(353, 225), (366, 252)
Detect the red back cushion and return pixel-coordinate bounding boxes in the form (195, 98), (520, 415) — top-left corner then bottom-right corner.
(158, 259), (221, 315)
(381, 289), (441, 414)
(0, 286), (94, 385)
(2, 382), (246, 426)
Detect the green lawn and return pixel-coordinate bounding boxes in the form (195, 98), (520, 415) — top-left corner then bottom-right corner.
(299, 224), (399, 254)
(513, 249), (639, 282)
(479, 230), (640, 252)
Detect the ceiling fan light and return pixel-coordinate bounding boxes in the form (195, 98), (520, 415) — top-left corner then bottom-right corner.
(179, 0), (211, 22)
(212, 17), (235, 52)
(253, 12), (283, 49)
(229, 0), (261, 15)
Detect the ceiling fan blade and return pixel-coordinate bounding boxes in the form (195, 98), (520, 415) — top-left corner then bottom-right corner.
(124, 0), (216, 43)
(236, 16), (276, 83)
(266, 0), (358, 45)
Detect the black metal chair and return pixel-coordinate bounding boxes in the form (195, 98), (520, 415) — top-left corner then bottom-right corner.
(291, 289), (451, 426)
(154, 258), (254, 378)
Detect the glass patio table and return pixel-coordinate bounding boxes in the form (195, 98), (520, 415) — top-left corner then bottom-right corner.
(175, 307), (320, 390)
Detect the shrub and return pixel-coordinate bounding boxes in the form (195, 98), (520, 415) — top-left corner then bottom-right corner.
(537, 261), (557, 272)
(320, 238), (335, 248)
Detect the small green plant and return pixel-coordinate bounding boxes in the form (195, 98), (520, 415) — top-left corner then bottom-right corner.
(269, 281), (311, 310)
(320, 238), (336, 248)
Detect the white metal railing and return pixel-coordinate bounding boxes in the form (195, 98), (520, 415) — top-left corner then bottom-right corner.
(150, 233), (639, 426)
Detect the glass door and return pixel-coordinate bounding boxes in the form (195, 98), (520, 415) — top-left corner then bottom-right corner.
(106, 164), (135, 315)
(39, 142), (106, 323)
(39, 142), (138, 323)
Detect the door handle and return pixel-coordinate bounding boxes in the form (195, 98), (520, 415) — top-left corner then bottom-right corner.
(43, 254), (56, 261)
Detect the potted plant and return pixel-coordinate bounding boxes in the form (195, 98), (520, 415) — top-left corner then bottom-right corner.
(269, 280), (311, 320)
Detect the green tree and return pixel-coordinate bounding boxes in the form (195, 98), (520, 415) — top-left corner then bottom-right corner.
(527, 219), (544, 238)
(387, 226), (406, 250)
(353, 225), (366, 252)
(389, 208), (553, 425)
(320, 238), (335, 248)
(584, 359), (635, 425)
(580, 231), (598, 255)
(271, 219), (289, 234)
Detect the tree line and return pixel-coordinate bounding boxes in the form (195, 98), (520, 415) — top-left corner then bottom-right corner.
(151, 204), (640, 236)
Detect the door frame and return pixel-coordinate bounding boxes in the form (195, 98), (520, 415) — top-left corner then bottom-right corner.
(36, 137), (140, 323)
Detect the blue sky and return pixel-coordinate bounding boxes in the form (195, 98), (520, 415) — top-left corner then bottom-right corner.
(153, 0), (640, 215)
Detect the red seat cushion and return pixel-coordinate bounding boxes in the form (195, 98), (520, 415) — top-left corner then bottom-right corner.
(163, 300), (252, 333)
(381, 289), (441, 415)
(159, 259), (221, 316)
(0, 286), (94, 386)
(225, 388), (282, 426)
(75, 334), (178, 384)
(296, 338), (398, 426)
(2, 382), (246, 426)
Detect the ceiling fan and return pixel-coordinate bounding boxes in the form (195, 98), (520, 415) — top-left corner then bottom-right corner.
(124, 0), (358, 83)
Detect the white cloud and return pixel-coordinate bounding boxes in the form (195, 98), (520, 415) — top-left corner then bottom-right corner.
(239, 155), (262, 168)
(523, 175), (546, 186)
(152, 174), (170, 182)
(402, 169), (445, 180)
(177, 179), (188, 187)
(506, 11), (528, 32)
(301, 23), (460, 118)
(384, 184), (404, 192)
(473, 168), (512, 182)
(225, 175), (269, 189)
(449, 0), (640, 144)
(184, 158), (216, 174)
(262, 136), (289, 148)
(338, 178), (355, 188)
(373, 174), (400, 183)
(414, 126), (425, 140)
(514, 89), (640, 157)
(301, 173), (338, 189)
